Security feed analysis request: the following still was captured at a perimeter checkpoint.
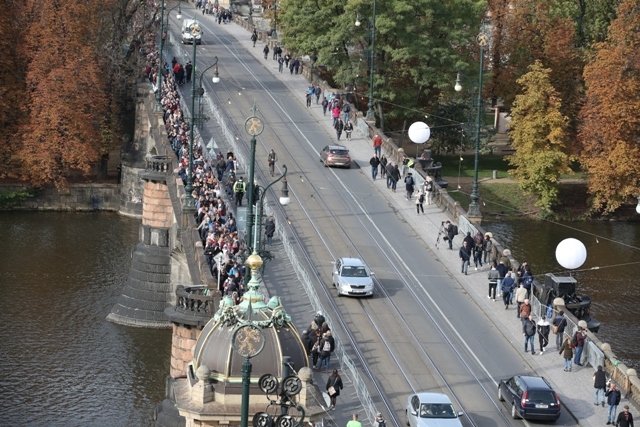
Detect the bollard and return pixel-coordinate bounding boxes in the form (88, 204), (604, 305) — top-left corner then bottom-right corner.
(492, 170), (497, 180)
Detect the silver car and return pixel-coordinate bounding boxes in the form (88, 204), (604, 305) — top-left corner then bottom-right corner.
(320, 145), (351, 168)
(332, 257), (374, 297)
(406, 392), (463, 427)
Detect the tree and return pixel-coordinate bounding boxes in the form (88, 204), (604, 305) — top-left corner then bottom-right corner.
(279, 0), (484, 130)
(508, 61), (570, 214)
(17, 0), (108, 188)
(578, 0), (640, 213)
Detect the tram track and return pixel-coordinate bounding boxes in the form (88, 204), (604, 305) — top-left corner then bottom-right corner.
(169, 11), (518, 426)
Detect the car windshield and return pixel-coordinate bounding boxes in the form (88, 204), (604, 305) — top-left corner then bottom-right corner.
(419, 403), (456, 419)
(526, 390), (555, 404)
(341, 266), (368, 277)
(329, 149), (349, 155)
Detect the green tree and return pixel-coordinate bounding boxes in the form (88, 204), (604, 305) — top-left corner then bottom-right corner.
(578, 0), (640, 213)
(508, 61), (570, 214)
(279, 0), (484, 130)
(552, 0), (622, 48)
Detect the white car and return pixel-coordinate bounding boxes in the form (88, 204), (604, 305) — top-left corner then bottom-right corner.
(406, 392), (463, 427)
(332, 257), (374, 297)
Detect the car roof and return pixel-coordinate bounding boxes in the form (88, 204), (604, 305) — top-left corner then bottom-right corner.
(415, 392), (454, 404)
(327, 145), (348, 150)
(517, 375), (553, 390)
(339, 257), (366, 267)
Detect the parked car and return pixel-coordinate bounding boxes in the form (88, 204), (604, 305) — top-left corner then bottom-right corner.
(498, 375), (561, 421)
(181, 19), (202, 45)
(405, 392), (463, 427)
(332, 257), (374, 297)
(320, 145), (351, 168)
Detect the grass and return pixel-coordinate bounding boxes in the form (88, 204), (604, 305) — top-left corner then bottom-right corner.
(439, 154), (511, 180)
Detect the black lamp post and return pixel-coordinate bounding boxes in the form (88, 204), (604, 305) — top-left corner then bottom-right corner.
(355, 0), (377, 121)
(157, 1), (182, 103)
(252, 166), (290, 253)
(184, 21), (204, 209)
(243, 108), (264, 251)
(194, 57), (220, 128)
(466, 32), (488, 221)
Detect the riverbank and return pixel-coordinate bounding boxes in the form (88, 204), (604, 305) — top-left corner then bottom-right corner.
(0, 183), (121, 211)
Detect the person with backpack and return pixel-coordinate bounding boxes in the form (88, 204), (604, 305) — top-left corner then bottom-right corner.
(334, 118), (344, 140)
(415, 189), (425, 214)
(251, 29), (258, 47)
(424, 176), (434, 205)
(573, 326), (587, 366)
(404, 172), (415, 200)
(593, 365), (607, 407)
(501, 271), (516, 309)
(445, 221), (458, 250)
(342, 103), (351, 123)
(344, 120), (353, 141)
(319, 330), (335, 370)
(553, 310), (568, 350)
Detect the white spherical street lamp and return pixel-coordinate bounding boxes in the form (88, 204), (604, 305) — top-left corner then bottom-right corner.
(555, 238), (587, 270)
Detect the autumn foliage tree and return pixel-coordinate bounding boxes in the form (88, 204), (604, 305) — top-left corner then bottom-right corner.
(508, 61), (571, 214)
(578, 0), (640, 213)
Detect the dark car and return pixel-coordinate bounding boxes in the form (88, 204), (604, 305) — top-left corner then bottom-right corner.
(498, 375), (561, 421)
(320, 145), (351, 168)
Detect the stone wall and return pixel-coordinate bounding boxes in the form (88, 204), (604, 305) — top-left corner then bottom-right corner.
(0, 183), (120, 211)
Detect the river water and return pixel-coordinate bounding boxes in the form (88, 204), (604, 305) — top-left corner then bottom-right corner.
(0, 212), (171, 426)
(484, 219), (640, 370)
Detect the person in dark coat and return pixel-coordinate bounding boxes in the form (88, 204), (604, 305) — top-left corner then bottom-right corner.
(616, 405), (634, 427)
(264, 216), (275, 245)
(459, 241), (471, 275)
(593, 365), (607, 406)
(326, 369), (344, 411)
(606, 383), (622, 424)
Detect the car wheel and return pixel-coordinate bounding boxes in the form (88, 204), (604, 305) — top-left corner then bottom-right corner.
(498, 386), (504, 402)
(511, 402), (520, 419)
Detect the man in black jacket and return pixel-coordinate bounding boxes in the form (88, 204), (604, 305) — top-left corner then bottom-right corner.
(523, 314), (537, 355)
(459, 241), (471, 275)
(616, 405), (634, 427)
(606, 383), (622, 425)
(593, 365), (607, 406)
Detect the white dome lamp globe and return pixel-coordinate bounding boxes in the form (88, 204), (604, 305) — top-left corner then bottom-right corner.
(555, 238), (587, 270)
(408, 121), (431, 144)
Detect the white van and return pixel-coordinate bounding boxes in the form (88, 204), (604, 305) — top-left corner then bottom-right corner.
(181, 19), (202, 45)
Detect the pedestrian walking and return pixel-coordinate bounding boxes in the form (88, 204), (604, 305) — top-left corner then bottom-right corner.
(519, 298), (532, 320)
(332, 105), (341, 127)
(445, 220), (457, 250)
(369, 155), (380, 180)
(342, 102), (351, 123)
(559, 334), (574, 371)
(321, 97), (329, 115)
(347, 414), (362, 427)
(185, 61), (193, 83)
(326, 369), (343, 411)
(501, 271), (516, 309)
(251, 28), (258, 47)
(263, 45), (269, 60)
(344, 120), (353, 140)
(424, 176), (434, 204)
(375, 413), (386, 427)
(523, 314), (537, 354)
(264, 216), (275, 245)
(267, 149), (277, 177)
(278, 56), (284, 73)
(310, 334), (321, 368)
(373, 133), (383, 156)
(473, 231), (484, 270)
(459, 241), (471, 275)
(483, 233), (493, 265)
(515, 284), (527, 318)
(552, 310), (568, 350)
(404, 172), (415, 199)
(335, 118), (344, 140)
(593, 365), (607, 407)
(536, 315), (550, 353)
(615, 405), (634, 427)
(415, 190), (425, 214)
(488, 263), (500, 300)
(314, 85), (322, 104)
(379, 155), (388, 178)
(390, 164), (400, 192)
(233, 177), (246, 206)
(606, 383), (622, 425)
(573, 326), (587, 366)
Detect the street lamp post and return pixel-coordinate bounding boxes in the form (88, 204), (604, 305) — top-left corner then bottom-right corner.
(184, 22), (203, 210)
(251, 166), (290, 253)
(466, 32), (489, 221)
(243, 109), (265, 251)
(194, 58), (220, 128)
(157, 1), (182, 103)
(355, 0), (376, 121)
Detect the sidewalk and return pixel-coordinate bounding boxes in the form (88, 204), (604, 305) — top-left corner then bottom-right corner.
(220, 19), (633, 427)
